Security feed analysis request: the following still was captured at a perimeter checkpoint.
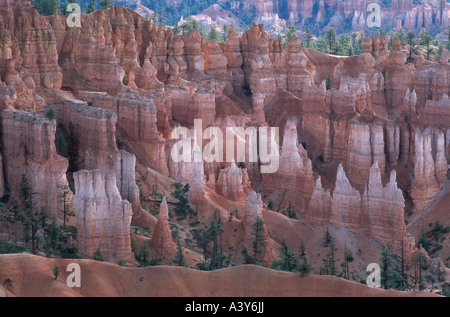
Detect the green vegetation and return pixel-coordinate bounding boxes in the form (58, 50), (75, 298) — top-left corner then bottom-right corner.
(250, 216), (266, 260)
(206, 27), (223, 43)
(418, 221), (450, 256)
(191, 214), (229, 270)
(280, 202), (298, 220)
(271, 240), (300, 272)
(122, 73), (129, 86)
(319, 228), (338, 276)
(53, 264), (61, 280)
(94, 247), (104, 261)
(171, 183), (195, 220)
(283, 25), (298, 49)
(45, 105), (57, 121)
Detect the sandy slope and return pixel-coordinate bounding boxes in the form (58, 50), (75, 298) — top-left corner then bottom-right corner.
(0, 254), (439, 297)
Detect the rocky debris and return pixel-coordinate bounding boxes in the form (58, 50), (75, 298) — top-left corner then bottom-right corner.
(73, 169), (135, 264)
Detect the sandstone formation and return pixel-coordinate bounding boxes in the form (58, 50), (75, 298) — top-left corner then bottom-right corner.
(0, 2), (449, 283)
(0, 110), (69, 217)
(73, 169), (135, 264)
(150, 196), (176, 260)
(306, 163), (412, 254)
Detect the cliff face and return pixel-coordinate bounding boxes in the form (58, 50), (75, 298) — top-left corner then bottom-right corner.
(73, 169), (135, 264)
(0, 0), (62, 111)
(305, 163), (411, 254)
(0, 110), (69, 218)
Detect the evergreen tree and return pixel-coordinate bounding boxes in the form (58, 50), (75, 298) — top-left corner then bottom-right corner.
(406, 31), (418, 63)
(55, 133), (68, 158)
(414, 251), (429, 290)
(280, 202), (297, 219)
(272, 240), (300, 272)
(49, 213), (60, 251)
(419, 28), (433, 60)
(191, 226), (211, 262)
(94, 247), (104, 261)
(320, 228), (338, 276)
(171, 182), (194, 220)
(206, 27), (222, 43)
(99, 0), (112, 10)
(173, 239), (187, 267)
(53, 264), (61, 280)
(325, 28), (337, 54)
(379, 245), (404, 290)
(343, 245), (354, 280)
(45, 105), (57, 121)
(336, 34), (351, 56)
(130, 233), (138, 258)
(251, 216), (266, 258)
(138, 242), (150, 266)
(326, 71), (333, 90)
(86, 0), (97, 13)
(66, 121), (78, 174)
(122, 73), (129, 86)
(304, 29), (313, 48)
(19, 174), (43, 254)
(57, 185), (71, 227)
(314, 36), (328, 53)
(298, 255), (313, 275)
(283, 25), (298, 49)
(298, 239), (306, 257)
(32, 0), (60, 16)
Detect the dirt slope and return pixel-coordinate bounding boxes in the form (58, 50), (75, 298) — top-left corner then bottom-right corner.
(0, 254), (439, 297)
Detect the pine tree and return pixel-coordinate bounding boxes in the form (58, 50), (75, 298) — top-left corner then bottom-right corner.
(298, 239), (306, 257)
(86, 0), (97, 13)
(66, 121), (78, 174)
(206, 27), (222, 43)
(94, 247), (104, 261)
(19, 174), (42, 255)
(138, 242), (151, 266)
(283, 25), (298, 49)
(99, 0), (112, 10)
(49, 213), (60, 251)
(343, 245), (353, 280)
(57, 185), (71, 227)
(130, 233), (138, 259)
(173, 239), (187, 267)
(122, 73), (129, 86)
(45, 105), (57, 121)
(406, 31), (418, 63)
(55, 133), (68, 158)
(272, 240), (300, 272)
(298, 255), (313, 275)
(326, 28), (337, 54)
(320, 228), (338, 276)
(379, 245), (403, 290)
(326, 71), (333, 90)
(414, 251), (429, 290)
(419, 28), (433, 60)
(53, 264), (61, 280)
(251, 216), (266, 258)
(304, 29), (313, 48)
